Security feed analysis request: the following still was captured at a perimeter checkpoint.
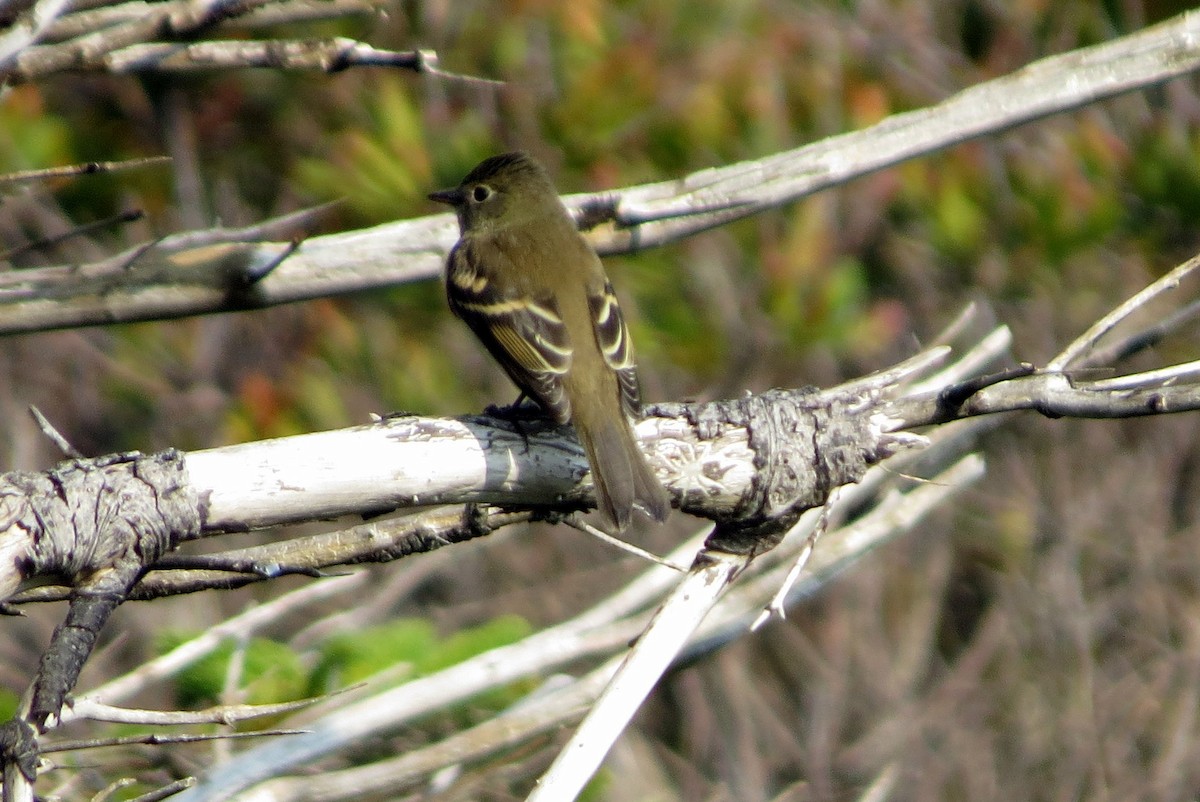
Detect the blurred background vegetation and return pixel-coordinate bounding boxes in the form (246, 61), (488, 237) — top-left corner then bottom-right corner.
(6, 0), (1200, 799)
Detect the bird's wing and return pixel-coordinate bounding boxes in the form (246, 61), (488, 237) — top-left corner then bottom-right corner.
(446, 243), (573, 422)
(587, 280), (641, 417)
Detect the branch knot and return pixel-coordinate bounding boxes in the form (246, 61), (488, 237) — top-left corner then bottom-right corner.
(699, 388), (887, 554)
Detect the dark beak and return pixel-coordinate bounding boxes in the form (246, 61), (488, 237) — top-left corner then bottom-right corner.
(428, 187), (464, 205)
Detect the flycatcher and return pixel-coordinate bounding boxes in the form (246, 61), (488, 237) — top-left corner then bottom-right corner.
(429, 152), (670, 531)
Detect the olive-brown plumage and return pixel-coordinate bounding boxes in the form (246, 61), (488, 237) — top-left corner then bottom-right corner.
(430, 152), (670, 531)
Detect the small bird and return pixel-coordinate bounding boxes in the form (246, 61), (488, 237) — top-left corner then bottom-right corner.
(429, 152), (670, 531)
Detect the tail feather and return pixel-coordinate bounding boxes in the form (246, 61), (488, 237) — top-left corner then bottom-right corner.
(578, 417), (671, 532)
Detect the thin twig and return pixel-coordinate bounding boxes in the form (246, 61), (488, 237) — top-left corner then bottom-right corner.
(102, 39), (431, 74)
(41, 0), (383, 43)
(0, 156), (171, 187)
(1085, 360), (1200, 391)
(42, 729), (307, 753)
(70, 695), (324, 726)
(1049, 252), (1200, 371)
(28, 405), (83, 458)
(58, 573), (364, 719)
(562, 514), (688, 572)
(0, 209), (143, 263)
(126, 778), (198, 802)
(750, 486), (842, 631)
(1074, 296), (1200, 369)
(153, 199), (342, 249)
(91, 777), (136, 802)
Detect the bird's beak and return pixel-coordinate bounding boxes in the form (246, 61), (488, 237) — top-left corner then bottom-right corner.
(428, 187), (464, 205)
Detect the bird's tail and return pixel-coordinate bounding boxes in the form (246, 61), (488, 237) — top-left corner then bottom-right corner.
(577, 414), (671, 532)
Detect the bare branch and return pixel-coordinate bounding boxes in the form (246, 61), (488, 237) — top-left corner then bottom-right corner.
(126, 778), (197, 802)
(1082, 298), (1200, 369)
(27, 405), (82, 458)
(40, 0), (384, 43)
(64, 574), (365, 715)
(0, 209), (143, 262)
(885, 250), (1200, 428)
(0, 156), (171, 187)
(227, 0), (383, 27)
(4, 11), (1200, 335)
(243, 667), (607, 802)
(167, 452), (984, 802)
(3, 0), (283, 83)
(42, 728), (306, 753)
(6, 506), (524, 604)
(101, 38), (432, 74)
(0, 202), (340, 334)
(90, 777), (136, 802)
(0, 0), (70, 68)
(156, 199), (341, 249)
(530, 550), (746, 802)
(582, 10), (1200, 252)
(70, 697), (321, 726)
(1050, 252), (1200, 371)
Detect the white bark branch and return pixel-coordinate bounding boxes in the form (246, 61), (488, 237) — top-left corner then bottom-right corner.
(99, 39), (432, 74)
(39, 0), (383, 43)
(3, 0), (291, 82)
(5, 10), (1200, 334)
(166, 453), (985, 802)
(0, 0), (70, 68)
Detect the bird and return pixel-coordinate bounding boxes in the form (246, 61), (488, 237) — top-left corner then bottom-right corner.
(429, 151), (670, 531)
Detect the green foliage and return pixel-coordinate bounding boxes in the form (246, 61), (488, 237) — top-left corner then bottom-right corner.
(612, 249), (723, 376)
(419, 613), (531, 674)
(310, 615), (530, 688)
(0, 87), (73, 171)
(1128, 123), (1200, 251)
(579, 767), (612, 802)
(0, 687), (18, 721)
(931, 171), (988, 263)
(309, 618), (436, 691)
(310, 615), (534, 713)
(295, 81), (492, 225)
(159, 614), (531, 716)
(156, 631), (307, 710)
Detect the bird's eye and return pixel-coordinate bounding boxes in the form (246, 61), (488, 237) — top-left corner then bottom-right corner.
(472, 185), (492, 202)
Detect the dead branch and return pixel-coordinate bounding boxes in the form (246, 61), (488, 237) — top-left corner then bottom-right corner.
(43, 728), (305, 753)
(39, 0), (384, 43)
(3, 12), (1200, 801)
(0, 208), (143, 262)
(0, 257), (1195, 798)
(0, 451), (200, 729)
(0, 0), (70, 68)
(0, 375), (917, 604)
(4, 10), (1200, 335)
(2, 0), (284, 82)
(0, 156), (171, 187)
(0, 357), (926, 783)
(100, 39), (434, 74)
